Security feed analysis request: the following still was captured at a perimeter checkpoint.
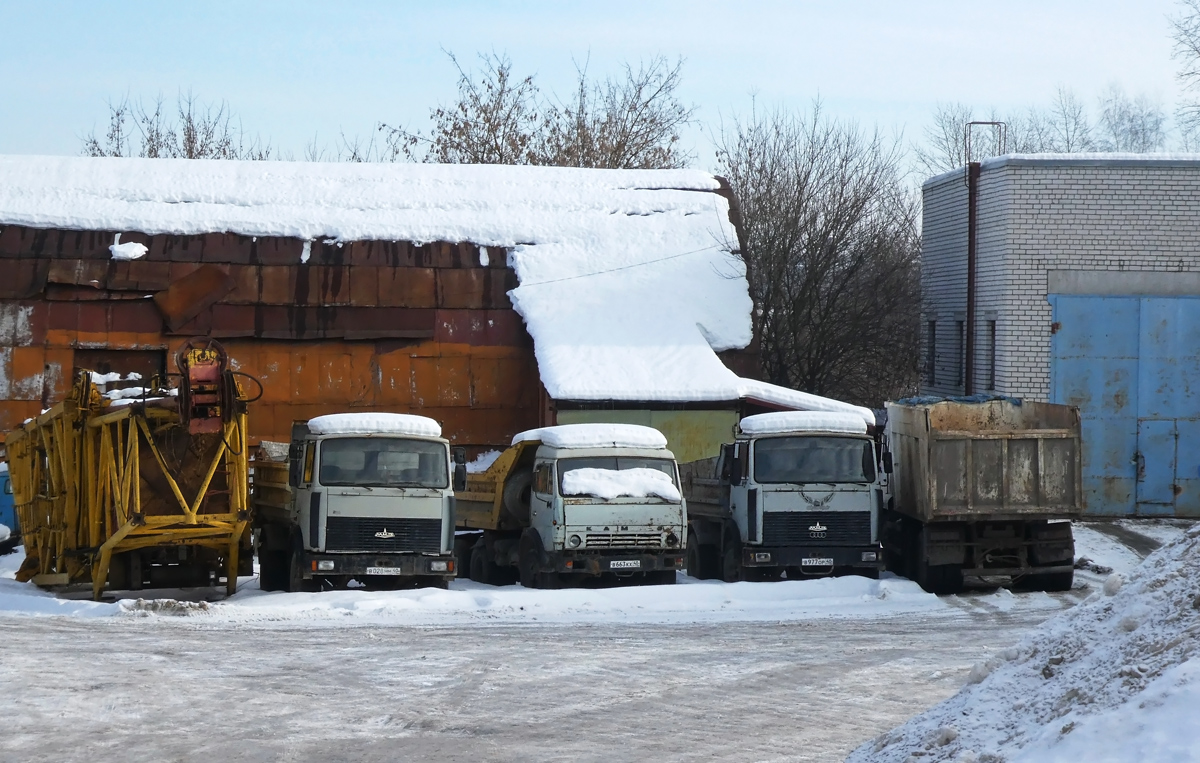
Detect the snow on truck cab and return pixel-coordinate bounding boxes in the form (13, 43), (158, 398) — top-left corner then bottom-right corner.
(680, 411), (885, 582)
(252, 412), (462, 592)
(455, 423), (687, 588)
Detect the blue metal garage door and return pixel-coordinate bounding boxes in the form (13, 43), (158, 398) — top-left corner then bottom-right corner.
(1050, 294), (1200, 517)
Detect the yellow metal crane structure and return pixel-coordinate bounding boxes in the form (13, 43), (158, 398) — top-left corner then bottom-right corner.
(6, 339), (254, 600)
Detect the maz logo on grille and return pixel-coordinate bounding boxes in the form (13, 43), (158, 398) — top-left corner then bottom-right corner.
(374, 528), (396, 539)
(809, 522), (828, 539)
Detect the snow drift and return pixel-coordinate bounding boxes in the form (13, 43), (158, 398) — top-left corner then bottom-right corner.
(848, 523), (1200, 763)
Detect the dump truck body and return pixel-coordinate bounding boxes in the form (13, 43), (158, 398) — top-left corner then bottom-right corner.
(455, 424), (687, 587)
(6, 340), (252, 599)
(252, 413), (459, 592)
(680, 411), (884, 582)
(881, 398), (1083, 593)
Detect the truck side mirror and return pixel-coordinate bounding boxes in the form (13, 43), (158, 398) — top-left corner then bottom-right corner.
(452, 447), (467, 492)
(882, 452), (893, 474)
(729, 443), (744, 484)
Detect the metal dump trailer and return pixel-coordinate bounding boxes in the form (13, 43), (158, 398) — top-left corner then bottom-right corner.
(6, 339), (254, 599)
(881, 398), (1083, 593)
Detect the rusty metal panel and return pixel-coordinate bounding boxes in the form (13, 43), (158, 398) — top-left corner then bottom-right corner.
(349, 266), (379, 306)
(9, 346), (44, 400)
(374, 350), (413, 405)
(224, 265), (260, 303)
(258, 265), (296, 305)
(378, 267), (436, 308)
(153, 264), (235, 332)
(47, 259), (106, 288)
(110, 301), (162, 333)
(436, 269), (485, 309)
(435, 309), (529, 346)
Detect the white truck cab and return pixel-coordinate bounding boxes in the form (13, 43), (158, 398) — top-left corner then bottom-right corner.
(681, 411), (884, 581)
(254, 412), (462, 592)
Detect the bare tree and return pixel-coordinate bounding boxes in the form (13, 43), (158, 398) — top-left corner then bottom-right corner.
(718, 102), (921, 407)
(913, 102), (977, 177)
(1095, 85), (1167, 152)
(540, 57), (695, 169)
(1172, 0), (1200, 139)
(381, 52), (544, 164)
(383, 52), (694, 169)
(83, 92), (271, 160)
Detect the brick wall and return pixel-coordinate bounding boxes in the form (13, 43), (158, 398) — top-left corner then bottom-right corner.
(921, 156), (1200, 402)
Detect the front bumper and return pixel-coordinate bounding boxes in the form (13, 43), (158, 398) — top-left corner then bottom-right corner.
(546, 549), (685, 576)
(301, 552), (456, 579)
(742, 545), (884, 571)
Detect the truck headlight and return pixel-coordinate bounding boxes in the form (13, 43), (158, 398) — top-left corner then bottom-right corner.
(861, 551), (878, 562)
(665, 533), (679, 547)
(316, 560), (335, 571)
(429, 560), (449, 572)
(568, 534), (582, 548)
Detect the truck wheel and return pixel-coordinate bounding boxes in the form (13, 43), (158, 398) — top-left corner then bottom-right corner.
(469, 541), (486, 583)
(518, 531), (543, 589)
(687, 541), (718, 580)
(1027, 570), (1074, 592)
(721, 541), (743, 583)
(916, 558), (962, 595)
(287, 547), (318, 593)
(646, 570), (677, 586)
(453, 535), (475, 578)
(503, 471), (533, 525)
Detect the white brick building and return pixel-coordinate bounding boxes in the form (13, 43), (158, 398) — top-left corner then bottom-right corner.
(921, 154), (1200, 517)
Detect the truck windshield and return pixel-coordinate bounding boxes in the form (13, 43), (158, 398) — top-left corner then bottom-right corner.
(753, 436), (875, 484)
(319, 438), (448, 488)
(557, 457), (678, 493)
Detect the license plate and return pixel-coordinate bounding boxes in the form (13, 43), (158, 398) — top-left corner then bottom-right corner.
(365, 566), (404, 575)
(801, 557), (834, 566)
(609, 559), (641, 569)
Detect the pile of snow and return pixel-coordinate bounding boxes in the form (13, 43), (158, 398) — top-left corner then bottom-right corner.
(514, 423), (668, 450)
(0, 549), (117, 617)
(849, 524), (1200, 763)
(0, 524), (9, 543)
(108, 233), (147, 260)
(739, 411), (870, 436)
(89, 371), (142, 385)
(0, 155), (876, 417)
(561, 467), (681, 502)
(307, 412), (441, 438)
(465, 449), (502, 474)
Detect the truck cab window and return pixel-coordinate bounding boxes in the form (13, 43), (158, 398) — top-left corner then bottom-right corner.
(532, 463), (553, 495)
(557, 456), (678, 495)
(753, 436), (875, 484)
(319, 437), (449, 489)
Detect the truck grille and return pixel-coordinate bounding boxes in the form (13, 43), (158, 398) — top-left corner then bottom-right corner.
(585, 532), (662, 548)
(324, 517), (441, 553)
(762, 511), (872, 546)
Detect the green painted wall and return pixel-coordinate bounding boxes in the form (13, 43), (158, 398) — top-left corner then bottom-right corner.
(556, 409), (739, 464)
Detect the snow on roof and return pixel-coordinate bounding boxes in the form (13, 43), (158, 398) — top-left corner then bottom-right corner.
(739, 411), (869, 436)
(0, 155), (870, 415)
(513, 423), (669, 450)
(922, 152), (1200, 188)
(308, 412), (442, 438)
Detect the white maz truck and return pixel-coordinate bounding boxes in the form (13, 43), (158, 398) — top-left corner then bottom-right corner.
(679, 411), (885, 581)
(455, 423), (688, 588)
(252, 412), (462, 592)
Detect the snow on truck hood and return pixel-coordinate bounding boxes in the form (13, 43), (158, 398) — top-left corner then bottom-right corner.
(307, 412), (441, 438)
(739, 411), (869, 436)
(513, 423), (668, 450)
(0, 155), (869, 416)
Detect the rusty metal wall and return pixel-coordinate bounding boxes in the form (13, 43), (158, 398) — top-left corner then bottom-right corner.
(0, 226), (543, 455)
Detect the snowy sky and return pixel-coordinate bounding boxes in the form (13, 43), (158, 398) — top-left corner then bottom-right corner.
(0, 0), (1185, 170)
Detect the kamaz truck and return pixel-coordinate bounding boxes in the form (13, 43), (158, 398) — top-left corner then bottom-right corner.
(455, 423), (687, 588)
(252, 412), (461, 592)
(679, 411), (885, 582)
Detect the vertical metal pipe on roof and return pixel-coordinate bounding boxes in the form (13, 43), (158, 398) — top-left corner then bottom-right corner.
(965, 162), (981, 395)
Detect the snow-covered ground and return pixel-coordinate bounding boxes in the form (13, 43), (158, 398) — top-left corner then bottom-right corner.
(849, 521), (1200, 763)
(0, 520), (1188, 762)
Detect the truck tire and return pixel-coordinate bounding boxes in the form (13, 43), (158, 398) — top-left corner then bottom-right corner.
(1027, 569), (1074, 593)
(287, 547), (318, 593)
(687, 540), (718, 580)
(720, 540), (743, 583)
(916, 557), (962, 595)
(503, 471), (533, 525)
(645, 570), (677, 586)
(518, 530), (544, 589)
(256, 534), (288, 592)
